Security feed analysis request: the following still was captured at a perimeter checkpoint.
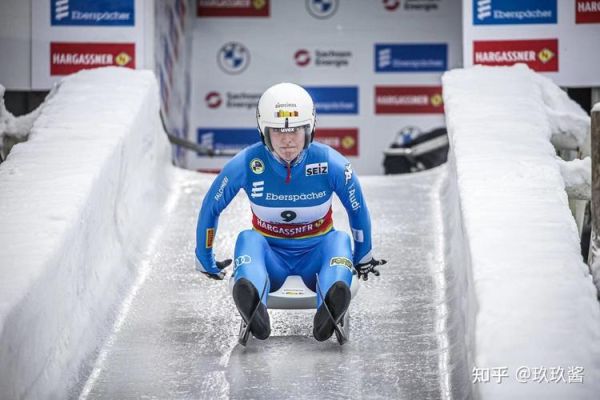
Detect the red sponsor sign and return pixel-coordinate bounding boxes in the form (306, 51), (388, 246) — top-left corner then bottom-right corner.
(472, 39), (558, 72)
(50, 42), (135, 76)
(197, 0), (270, 17)
(314, 128), (359, 156)
(576, 0), (600, 23)
(375, 86), (443, 114)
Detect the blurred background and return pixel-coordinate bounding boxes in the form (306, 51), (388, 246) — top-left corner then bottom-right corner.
(1, 0), (598, 174)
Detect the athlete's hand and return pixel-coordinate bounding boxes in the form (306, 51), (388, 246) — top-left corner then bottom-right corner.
(355, 258), (386, 281)
(196, 258), (232, 280)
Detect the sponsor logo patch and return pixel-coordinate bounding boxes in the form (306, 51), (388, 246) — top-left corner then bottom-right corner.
(330, 256), (353, 271)
(205, 92), (223, 108)
(294, 49), (352, 68)
(473, 0), (557, 25)
(305, 162), (329, 176)
(306, 0), (338, 19)
(304, 86), (359, 115)
(383, 0), (441, 12)
(314, 128), (359, 156)
(473, 39), (558, 72)
(197, 0), (270, 17)
(375, 86), (444, 114)
(214, 177), (229, 201)
(50, 42), (135, 75)
(576, 0), (600, 23)
(276, 110), (299, 118)
(251, 181), (264, 198)
(234, 254), (252, 268)
(375, 44), (447, 72)
(382, 0), (401, 11)
(204, 91), (262, 110)
(51, 0), (135, 26)
(217, 42), (250, 74)
(344, 163), (353, 185)
(265, 191), (327, 202)
(351, 228), (364, 243)
(347, 183), (360, 210)
(250, 158), (265, 174)
(206, 228), (215, 248)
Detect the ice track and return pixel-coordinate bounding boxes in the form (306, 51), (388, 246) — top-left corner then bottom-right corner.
(79, 165), (472, 399)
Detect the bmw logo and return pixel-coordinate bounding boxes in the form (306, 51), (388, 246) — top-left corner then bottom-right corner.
(217, 42), (250, 75)
(306, 0), (338, 19)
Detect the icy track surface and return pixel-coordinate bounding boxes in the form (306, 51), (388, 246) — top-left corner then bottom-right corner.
(79, 166), (472, 399)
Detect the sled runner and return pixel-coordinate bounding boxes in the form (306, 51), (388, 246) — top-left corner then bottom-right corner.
(230, 272), (360, 345)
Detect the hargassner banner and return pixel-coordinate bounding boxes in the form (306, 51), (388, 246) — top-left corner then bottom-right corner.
(189, 0), (462, 174)
(32, 0), (146, 89)
(464, 0), (600, 87)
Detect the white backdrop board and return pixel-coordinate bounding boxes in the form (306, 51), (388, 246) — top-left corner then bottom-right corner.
(463, 0), (600, 87)
(189, 0), (463, 174)
(31, 0), (148, 90)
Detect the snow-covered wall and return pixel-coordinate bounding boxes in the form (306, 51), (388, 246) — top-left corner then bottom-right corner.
(443, 65), (600, 400)
(0, 67), (173, 399)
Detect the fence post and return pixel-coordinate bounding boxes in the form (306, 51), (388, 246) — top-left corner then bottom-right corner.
(590, 106), (600, 294)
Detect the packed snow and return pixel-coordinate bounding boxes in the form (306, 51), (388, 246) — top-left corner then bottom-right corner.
(0, 68), (174, 399)
(443, 64), (600, 400)
(0, 84), (49, 143)
(556, 156), (591, 200)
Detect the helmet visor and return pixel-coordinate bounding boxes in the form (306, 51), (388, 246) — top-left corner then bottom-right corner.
(264, 124), (311, 152)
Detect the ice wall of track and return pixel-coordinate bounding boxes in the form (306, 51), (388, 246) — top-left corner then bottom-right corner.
(443, 65), (600, 400)
(0, 68), (173, 399)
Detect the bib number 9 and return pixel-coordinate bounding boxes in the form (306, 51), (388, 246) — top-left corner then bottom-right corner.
(281, 210), (297, 222)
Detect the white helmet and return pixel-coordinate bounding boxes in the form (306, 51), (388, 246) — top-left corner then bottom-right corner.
(256, 82), (316, 152)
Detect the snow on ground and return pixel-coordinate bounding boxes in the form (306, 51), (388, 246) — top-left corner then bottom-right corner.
(443, 64), (600, 400)
(0, 68), (174, 399)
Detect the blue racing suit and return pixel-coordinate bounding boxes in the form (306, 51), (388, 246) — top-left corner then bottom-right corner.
(195, 142), (372, 308)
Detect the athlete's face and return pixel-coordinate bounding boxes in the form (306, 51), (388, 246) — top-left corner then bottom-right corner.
(269, 126), (306, 162)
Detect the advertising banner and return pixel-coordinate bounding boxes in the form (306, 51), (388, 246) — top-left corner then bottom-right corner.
(374, 44), (448, 73)
(32, 0), (146, 89)
(189, 0), (461, 173)
(197, 0), (270, 17)
(197, 128), (261, 154)
(576, 0), (600, 24)
(375, 86), (444, 114)
(464, 0), (600, 87)
(314, 128), (359, 157)
(472, 39), (558, 72)
(50, 42), (135, 75)
(472, 0), (557, 25)
(51, 0), (135, 26)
